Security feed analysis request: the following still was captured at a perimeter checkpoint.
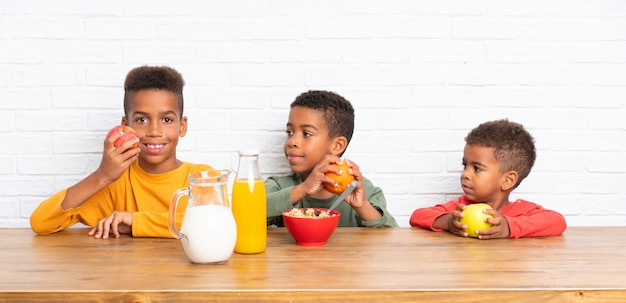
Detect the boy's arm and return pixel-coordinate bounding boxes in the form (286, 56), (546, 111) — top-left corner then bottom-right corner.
(504, 201), (567, 238)
(131, 211), (180, 238)
(30, 188), (114, 234)
(409, 199), (460, 231)
(265, 176), (297, 218)
(62, 138), (140, 210)
(30, 139), (139, 235)
(360, 182), (398, 227)
(339, 161), (396, 227)
(60, 169), (117, 210)
(30, 189), (80, 234)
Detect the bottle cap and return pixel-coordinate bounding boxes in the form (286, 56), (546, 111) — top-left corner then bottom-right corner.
(238, 149), (260, 155)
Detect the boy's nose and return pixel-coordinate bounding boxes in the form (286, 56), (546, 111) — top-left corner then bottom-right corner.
(460, 168), (470, 180)
(146, 123), (163, 137)
(286, 136), (298, 147)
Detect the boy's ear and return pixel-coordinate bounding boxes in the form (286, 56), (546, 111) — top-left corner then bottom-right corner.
(501, 171), (519, 191)
(330, 136), (348, 156)
(121, 117), (128, 126)
(179, 116), (188, 137)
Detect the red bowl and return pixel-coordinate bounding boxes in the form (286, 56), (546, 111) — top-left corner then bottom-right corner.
(282, 208), (340, 246)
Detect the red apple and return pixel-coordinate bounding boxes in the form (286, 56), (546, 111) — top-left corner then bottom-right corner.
(460, 203), (493, 238)
(106, 125), (139, 151)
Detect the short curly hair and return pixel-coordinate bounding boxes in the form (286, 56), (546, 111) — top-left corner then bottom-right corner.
(123, 66), (185, 117)
(465, 119), (536, 188)
(291, 90), (355, 151)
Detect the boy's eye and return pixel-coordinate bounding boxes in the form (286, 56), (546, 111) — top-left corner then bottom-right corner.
(285, 130), (293, 136)
(136, 117), (148, 123)
(163, 117), (173, 123)
(303, 132), (312, 137)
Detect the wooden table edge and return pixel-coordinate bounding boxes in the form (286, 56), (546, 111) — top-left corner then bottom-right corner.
(2, 288), (626, 303)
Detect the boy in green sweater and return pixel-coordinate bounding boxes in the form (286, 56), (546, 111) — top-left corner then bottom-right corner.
(266, 90), (398, 228)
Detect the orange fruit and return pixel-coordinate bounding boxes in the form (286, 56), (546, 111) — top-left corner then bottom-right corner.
(323, 161), (356, 195)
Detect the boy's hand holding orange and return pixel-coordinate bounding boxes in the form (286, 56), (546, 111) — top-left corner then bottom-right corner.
(323, 159), (381, 221)
(324, 160), (356, 195)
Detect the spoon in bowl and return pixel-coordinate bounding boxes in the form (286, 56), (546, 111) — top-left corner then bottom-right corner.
(326, 180), (359, 214)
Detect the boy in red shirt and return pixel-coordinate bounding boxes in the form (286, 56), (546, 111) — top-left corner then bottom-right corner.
(410, 119), (566, 239)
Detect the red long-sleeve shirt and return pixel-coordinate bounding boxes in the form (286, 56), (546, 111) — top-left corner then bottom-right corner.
(410, 195), (567, 238)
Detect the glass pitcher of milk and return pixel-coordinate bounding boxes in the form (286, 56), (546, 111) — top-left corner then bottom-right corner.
(168, 170), (237, 264)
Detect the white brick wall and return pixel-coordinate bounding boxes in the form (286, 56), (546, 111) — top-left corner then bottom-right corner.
(1, 0), (625, 228)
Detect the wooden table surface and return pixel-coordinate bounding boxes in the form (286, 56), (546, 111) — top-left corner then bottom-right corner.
(1, 226), (625, 302)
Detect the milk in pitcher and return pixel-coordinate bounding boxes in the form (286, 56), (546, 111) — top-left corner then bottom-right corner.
(180, 205), (237, 264)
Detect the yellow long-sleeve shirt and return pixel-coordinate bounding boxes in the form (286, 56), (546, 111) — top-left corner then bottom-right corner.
(30, 161), (214, 238)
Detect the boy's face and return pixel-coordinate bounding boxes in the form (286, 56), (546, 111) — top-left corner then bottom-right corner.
(122, 89), (187, 174)
(460, 144), (509, 204)
(284, 106), (340, 177)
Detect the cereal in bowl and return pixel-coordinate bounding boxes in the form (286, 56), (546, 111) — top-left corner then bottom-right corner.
(285, 208), (335, 218)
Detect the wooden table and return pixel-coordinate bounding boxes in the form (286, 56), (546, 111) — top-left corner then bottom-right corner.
(1, 227), (625, 302)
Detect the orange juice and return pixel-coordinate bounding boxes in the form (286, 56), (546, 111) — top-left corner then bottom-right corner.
(232, 179), (267, 254)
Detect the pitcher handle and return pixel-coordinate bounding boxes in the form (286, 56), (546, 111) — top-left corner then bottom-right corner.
(168, 187), (189, 239)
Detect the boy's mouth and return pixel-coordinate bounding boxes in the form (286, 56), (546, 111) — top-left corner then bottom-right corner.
(286, 153), (304, 163)
(461, 184), (473, 193)
(144, 143), (166, 154)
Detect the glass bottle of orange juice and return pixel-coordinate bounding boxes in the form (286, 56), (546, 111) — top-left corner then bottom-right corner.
(232, 150), (267, 254)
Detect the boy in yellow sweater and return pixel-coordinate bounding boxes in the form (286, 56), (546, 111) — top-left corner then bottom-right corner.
(30, 66), (213, 239)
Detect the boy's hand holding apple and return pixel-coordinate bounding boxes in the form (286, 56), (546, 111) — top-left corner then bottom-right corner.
(97, 125), (140, 183)
(107, 125), (140, 151)
(440, 203), (469, 237)
(468, 207), (511, 239)
(457, 204), (511, 239)
(459, 203), (493, 238)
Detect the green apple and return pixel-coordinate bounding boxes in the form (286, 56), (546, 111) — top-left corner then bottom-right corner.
(460, 203), (493, 238)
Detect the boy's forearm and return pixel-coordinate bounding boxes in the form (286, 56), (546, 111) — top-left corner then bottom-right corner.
(432, 214), (452, 231)
(289, 184), (308, 204)
(266, 188), (296, 217)
(353, 201), (383, 222)
(61, 170), (111, 210)
(505, 211), (567, 238)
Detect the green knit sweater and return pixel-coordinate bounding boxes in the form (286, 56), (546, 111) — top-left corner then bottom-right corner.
(265, 173), (398, 228)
